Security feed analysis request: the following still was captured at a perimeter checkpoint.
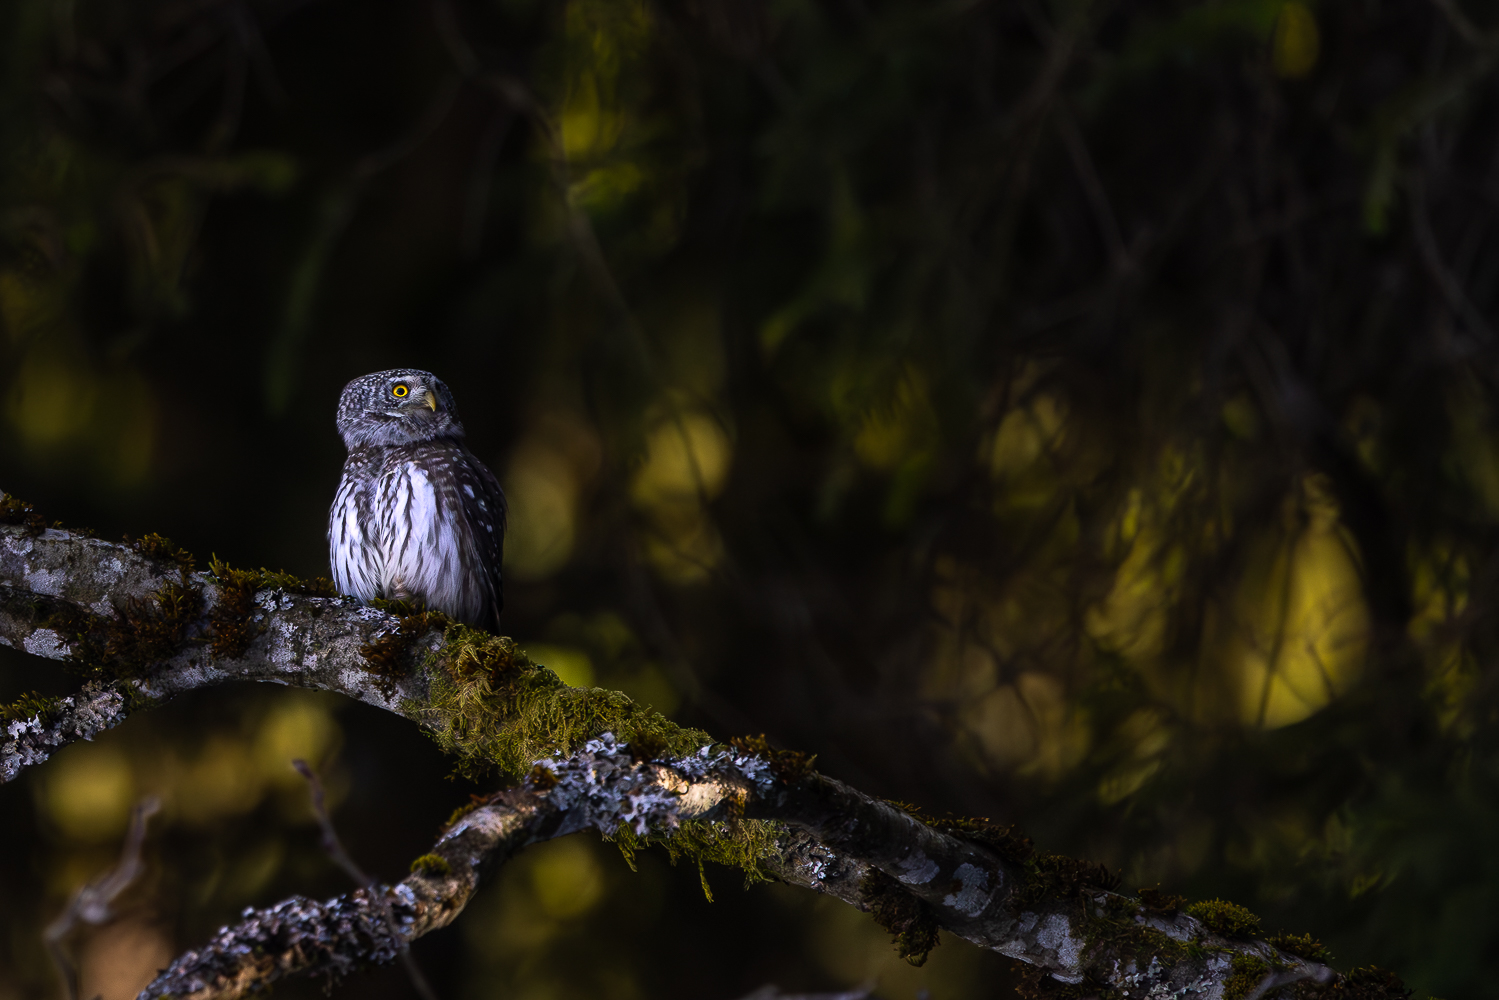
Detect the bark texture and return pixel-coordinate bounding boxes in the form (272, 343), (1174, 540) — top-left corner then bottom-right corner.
(0, 524), (1362, 1000)
(1, 523), (440, 783)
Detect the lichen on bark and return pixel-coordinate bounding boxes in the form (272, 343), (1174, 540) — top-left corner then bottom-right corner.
(0, 514), (1409, 1000)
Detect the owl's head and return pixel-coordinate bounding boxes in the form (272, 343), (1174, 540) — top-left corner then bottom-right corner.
(335, 369), (465, 449)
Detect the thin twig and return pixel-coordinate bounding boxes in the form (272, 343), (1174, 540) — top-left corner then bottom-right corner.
(44, 796), (161, 1000)
(293, 759), (439, 1000)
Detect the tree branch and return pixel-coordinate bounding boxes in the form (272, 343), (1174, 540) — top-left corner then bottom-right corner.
(0, 518), (1377, 1000)
(139, 734), (1333, 1000)
(1, 522), (442, 783)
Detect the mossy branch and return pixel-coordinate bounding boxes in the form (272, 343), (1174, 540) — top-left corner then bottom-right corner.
(0, 515), (1401, 1000)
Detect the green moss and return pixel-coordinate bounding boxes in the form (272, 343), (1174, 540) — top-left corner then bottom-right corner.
(861, 867), (941, 966)
(1012, 853), (1121, 910)
(0, 493), (47, 533)
(208, 556), (335, 599)
(415, 623), (712, 781)
(881, 803), (1120, 927)
(1331, 967), (1412, 999)
(42, 580), (202, 681)
(624, 729), (674, 763)
(608, 818), (779, 902)
(414, 624), (791, 895)
(0, 690), (62, 724)
(886, 800), (1037, 865)
(258, 569), (337, 597)
(1138, 887), (1186, 915)
(207, 559), (264, 659)
(1081, 912), (1191, 969)
(206, 556), (339, 660)
(361, 608), (450, 697)
(442, 794), (492, 830)
(1267, 930), (1332, 963)
(1224, 953), (1273, 1000)
(409, 853), (452, 877)
(527, 762), (560, 789)
(129, 533), (196, 576)
(0, 493), (87, 535)
(5, 521), (201, 678)
(728, 734), (817, 783)
(1186, 898), (1262, 938)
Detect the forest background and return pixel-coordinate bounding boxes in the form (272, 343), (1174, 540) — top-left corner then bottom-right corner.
(1, 0), (1497, 997)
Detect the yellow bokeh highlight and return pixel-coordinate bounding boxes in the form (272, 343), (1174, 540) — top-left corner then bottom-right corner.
(175, 735), (261, 824)
(1086, 518), (1183, 663)
(630, 408), (733, 583)
(963, 671), (1090, 780)
(630, 411), (733, 505)
(41, 743), (135, 842)
(1085, 448), (1204, 668)
(527, 643), (596, 688)
(570, 163), (646, 213)
(6, 348), (158, 484)
(1272, 1), (1319, 79)
(504, 411), (603, 580)
(529, 838), (604, 919)
(613, 662), (680, 717)
(1098, 759), (1163, 805)
(1221, 393), (1261, 440)
(0, 268), (66, 344)
(107, 370), (157, 486)
(854, 368), (939, 473)
(506, 446), (581, 580)
(559, 73), (624, 163)
(987, 393), (1066, 478)
(983, 391), (1070, 514)
(1407, 541), (1477, 735)
(558, 0), (648, 157)
(556, 0), (652, 218)
(8, 349), (98, 447)
(1097, 708), (1172, 804)
(1407, 541), (1468, 643)
(1222, 477), (1369, 729)
(220, 838), (287, 901)
(640, 502), (726, 584)
(36, 693), (344, 854)
(253, 694), (342, 789)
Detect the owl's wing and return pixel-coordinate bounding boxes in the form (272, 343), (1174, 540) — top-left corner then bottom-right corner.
(457, 445), (507, 621)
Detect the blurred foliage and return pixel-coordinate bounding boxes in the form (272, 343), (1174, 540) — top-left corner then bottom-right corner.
(3, 0), (1499, 996)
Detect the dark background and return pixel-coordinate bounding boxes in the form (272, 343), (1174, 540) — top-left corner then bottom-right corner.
(2, 0), (1497, 996)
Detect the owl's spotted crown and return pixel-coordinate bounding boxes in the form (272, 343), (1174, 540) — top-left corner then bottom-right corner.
(336, 368), (466, 450)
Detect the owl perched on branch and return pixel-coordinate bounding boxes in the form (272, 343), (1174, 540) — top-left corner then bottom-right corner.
(329, 369), (506, 631)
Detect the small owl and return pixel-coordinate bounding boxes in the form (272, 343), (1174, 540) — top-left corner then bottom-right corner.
(329, 369), (506, 631)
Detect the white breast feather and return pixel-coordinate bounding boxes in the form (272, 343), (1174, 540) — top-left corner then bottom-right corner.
(332, 454), (492, 624)
(381, 464), (466, 616)
(328, 477), (379, 601)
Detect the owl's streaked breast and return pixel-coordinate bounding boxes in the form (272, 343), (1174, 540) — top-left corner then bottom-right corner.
(330, 368), (505, 630)
(328, 441), (503, 629)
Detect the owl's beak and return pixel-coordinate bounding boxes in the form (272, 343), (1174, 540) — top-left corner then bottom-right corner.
(423, 392), (438, 412)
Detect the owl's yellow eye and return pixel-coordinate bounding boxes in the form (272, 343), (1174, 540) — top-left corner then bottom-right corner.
(392, 385), (409, 398)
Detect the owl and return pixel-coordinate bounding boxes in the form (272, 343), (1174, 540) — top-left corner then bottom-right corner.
(329, 369), (506, 631)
